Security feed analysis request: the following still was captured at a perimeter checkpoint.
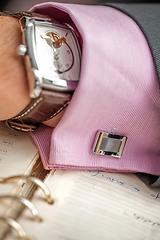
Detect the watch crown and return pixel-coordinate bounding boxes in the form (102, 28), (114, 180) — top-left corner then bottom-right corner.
(19, 44), (27, 56)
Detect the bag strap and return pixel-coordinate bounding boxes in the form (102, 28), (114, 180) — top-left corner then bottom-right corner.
(103, 3), (160, 187)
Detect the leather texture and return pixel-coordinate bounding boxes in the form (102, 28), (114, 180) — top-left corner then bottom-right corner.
(12, 90), (71, 122)
(7, 90), (71, 131)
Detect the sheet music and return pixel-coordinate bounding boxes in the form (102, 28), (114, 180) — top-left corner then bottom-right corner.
(18, 170), (160, 240)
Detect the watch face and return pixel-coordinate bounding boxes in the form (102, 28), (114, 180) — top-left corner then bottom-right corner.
(23, 17), (81, 98)
(42, 32), (75, 75)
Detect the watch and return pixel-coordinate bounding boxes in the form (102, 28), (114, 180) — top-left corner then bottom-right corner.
(5, 12), (81, 131)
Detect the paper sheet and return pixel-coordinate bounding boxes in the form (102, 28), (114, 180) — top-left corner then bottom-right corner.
(0, 122), (40, 240)
(0, 122), (38, 195)
(18, 170), (160, 240)
(0, 122), (38, 176)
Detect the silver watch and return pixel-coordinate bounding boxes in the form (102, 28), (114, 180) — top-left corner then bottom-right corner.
(6, 12), (81, 131)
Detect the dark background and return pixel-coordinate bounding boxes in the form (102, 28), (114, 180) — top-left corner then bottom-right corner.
(1, 0), (160, 13)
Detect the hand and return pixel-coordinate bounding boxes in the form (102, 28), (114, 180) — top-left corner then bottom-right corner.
(0, 16), (65, 128)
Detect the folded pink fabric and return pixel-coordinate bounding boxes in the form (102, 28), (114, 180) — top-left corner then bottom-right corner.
(31, 3), (160, 175)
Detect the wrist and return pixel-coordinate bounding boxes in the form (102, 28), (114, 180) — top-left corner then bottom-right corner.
(0, 16), (31, 120)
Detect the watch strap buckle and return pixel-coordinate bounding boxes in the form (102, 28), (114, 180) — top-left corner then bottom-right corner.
(6, 120), (38, 132)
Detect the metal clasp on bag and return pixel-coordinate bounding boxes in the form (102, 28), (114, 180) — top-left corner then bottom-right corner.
(93, 131), (127, 158)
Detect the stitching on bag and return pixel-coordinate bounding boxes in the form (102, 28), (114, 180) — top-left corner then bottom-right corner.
(12, 97), (43, 120)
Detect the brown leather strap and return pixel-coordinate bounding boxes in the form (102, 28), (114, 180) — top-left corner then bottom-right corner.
(6, 90), (71, 131)
(3, 11), (49, 20)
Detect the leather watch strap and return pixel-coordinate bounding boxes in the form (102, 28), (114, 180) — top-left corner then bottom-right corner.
(6, 90), (71, 131)
(4, 11), (47, 21)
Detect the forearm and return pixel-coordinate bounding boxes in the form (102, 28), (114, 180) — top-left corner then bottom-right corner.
(0, 16), (30, 120)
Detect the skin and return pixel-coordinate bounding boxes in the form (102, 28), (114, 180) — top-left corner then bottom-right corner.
(0, 16), (64, 128)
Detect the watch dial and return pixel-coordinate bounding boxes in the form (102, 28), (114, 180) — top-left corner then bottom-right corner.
(35, 22), (81, 82)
